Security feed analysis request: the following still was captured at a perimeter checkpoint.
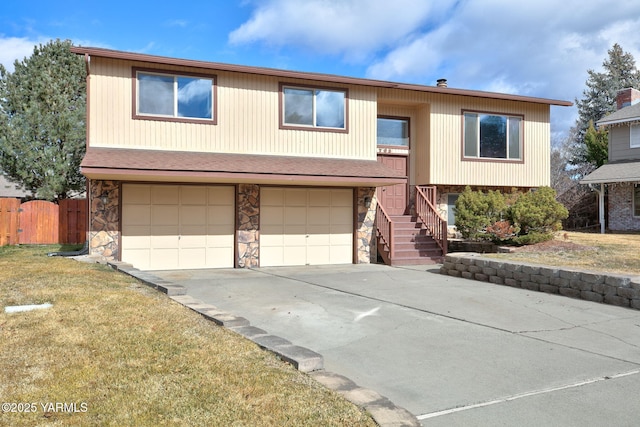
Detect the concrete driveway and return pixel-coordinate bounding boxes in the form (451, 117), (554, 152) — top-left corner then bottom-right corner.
(153, 264), (640, 426)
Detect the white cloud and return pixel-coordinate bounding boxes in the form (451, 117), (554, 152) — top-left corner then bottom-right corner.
(0, 36), (44, 72)
(229, 0), (458, 61)
(361, 0), (640, 135)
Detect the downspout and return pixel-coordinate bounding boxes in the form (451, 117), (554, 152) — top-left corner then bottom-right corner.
(588, 183), (606, 234)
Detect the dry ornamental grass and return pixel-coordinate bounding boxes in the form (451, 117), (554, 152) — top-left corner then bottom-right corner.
(0, 245), (375, 427)
(489, 231), (640, 275)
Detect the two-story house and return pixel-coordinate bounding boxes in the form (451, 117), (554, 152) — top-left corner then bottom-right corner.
(581, 88), (640, 231)
(71, 46), (571, 270)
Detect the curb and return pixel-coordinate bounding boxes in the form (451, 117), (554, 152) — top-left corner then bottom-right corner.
(107, 261), (420, 427)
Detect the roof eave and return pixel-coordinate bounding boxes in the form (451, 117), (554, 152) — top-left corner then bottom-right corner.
(71, 46), (573, 107)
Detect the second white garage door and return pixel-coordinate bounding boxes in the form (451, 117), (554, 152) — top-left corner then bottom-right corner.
(260, 188), (353, 267)
(121, 184), (235, 270)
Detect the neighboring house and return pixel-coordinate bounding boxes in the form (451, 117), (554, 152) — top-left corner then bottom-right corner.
(71, 46), (571, 270)
(0, 174), (32, 199)
(581, 88), (640, 232)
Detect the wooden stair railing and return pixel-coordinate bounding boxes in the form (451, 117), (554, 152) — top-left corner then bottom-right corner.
(415, 186), (448, 255)
(375, 202), (394, 261)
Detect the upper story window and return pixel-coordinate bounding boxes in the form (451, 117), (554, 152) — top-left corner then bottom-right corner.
(463, 111), (523, 160)
(377, 117), (409, 147)
(134, 68), (216, 124)
(630, 124), (640, 148)
(281, 84), (347, 131)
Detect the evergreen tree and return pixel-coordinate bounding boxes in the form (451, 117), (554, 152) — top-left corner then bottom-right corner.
(583, 121), (608, 167)
(572, 44), (640, 170)
(0, 39), (86, 200)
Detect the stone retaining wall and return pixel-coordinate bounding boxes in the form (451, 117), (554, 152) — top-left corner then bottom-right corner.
(440, 253), (640, 310)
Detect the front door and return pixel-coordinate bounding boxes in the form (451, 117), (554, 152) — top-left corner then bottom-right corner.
(377, 155), (408, 215)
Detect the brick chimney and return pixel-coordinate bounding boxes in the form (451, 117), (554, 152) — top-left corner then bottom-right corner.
(616, 88), (640, 110)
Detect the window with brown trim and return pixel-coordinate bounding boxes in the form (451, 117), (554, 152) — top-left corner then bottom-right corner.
(377, 117), (409, 148)
(281, 84), (347, 131)
(463, 111), (522, 160)
(133, 68), (216, 124)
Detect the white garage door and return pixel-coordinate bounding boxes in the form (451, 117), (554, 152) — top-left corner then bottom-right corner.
(121, 184), (234, 270)
(260, 188), (353, 267)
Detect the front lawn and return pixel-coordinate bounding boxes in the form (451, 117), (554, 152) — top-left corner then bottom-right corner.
(487, 231), (640, 275)
(0, 245), (375, 426)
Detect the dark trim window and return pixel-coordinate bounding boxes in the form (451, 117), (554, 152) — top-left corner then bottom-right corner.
(631, 124), (640, 149)
(281, 84), (347, 131)
(133, 68), (216, 124)
(447, 193), (459, 225)
(463, 111), (522, 160)
(377, 117), (409, 147)
(634, 186), (640, 217)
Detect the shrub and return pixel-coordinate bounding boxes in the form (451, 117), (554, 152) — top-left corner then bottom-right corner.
(453, 186), (568, 245)
(508, 187), (568, 235)
(454, 186), (507, 240)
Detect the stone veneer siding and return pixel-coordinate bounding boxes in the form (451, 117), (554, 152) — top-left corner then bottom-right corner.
(356, 187), (377, 263)
(440, 252), (640, 310)
(608, 184), (640, 231)
(237, 184), (260, 268)
(89, 179), (120, 259)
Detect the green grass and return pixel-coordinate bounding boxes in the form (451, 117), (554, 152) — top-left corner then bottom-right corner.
(0, 245), (375, 426)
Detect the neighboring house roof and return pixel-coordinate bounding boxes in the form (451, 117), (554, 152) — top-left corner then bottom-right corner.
(597, 102), (640, 127)
(81, 147), (407, 187)
(580, 160), (640, 184)
(0, 174), (31, 198)
(71, 46), (573, 107)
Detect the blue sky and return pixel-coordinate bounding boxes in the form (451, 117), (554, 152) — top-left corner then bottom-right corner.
(2, 0), (640, 142)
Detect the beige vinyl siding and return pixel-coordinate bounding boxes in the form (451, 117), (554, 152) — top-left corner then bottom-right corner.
(609, 126), (640, 161)
(89, 58), (377, 160)
(377, 89), (551, 188)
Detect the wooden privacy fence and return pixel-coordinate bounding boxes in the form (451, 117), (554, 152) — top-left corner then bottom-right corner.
(0, 198), (87, 246)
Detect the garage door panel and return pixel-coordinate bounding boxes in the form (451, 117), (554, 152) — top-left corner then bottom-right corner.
(122, 184), (234, 270)
(207, 233), (233, 248)
(181, 186), (207, 204)
(123, 184), (151, 204)
(261, 247), (284, 267)
(261, 188), (283, 205)
(123, 205), (151, 226)
(152, 206), (179, 225)
(330, 245), (353, 264)
(261, 206), (284, 224)
(332, 190), (353, 206)
(122, 232), (150, 248)
(179, 248), (207, 269)
(209, 186), (235, 204)
(152, 186), (179, 204)
(284, 246), (308, 265)
(309, 189), (331, 206)
(285, 207), (307, 225)
(306, 246), (331, 265)
(180, 233), (206, 247)
(285, 189), (307, 206)
(124, 249), (151, 269)
(206, 247), (235, 268)
(331, 206), (352, 223)
(150, 249), (179, 269)
(260, 187), (353, 267)
(308, 207), (331, 225)
(208, 205), (234, 223)
(180, 206), (206, 225)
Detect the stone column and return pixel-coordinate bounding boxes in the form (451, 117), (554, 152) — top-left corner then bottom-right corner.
(89, 180), (120, 259)
(237, 184), (260, 268)
(356, 187), (377, 263)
